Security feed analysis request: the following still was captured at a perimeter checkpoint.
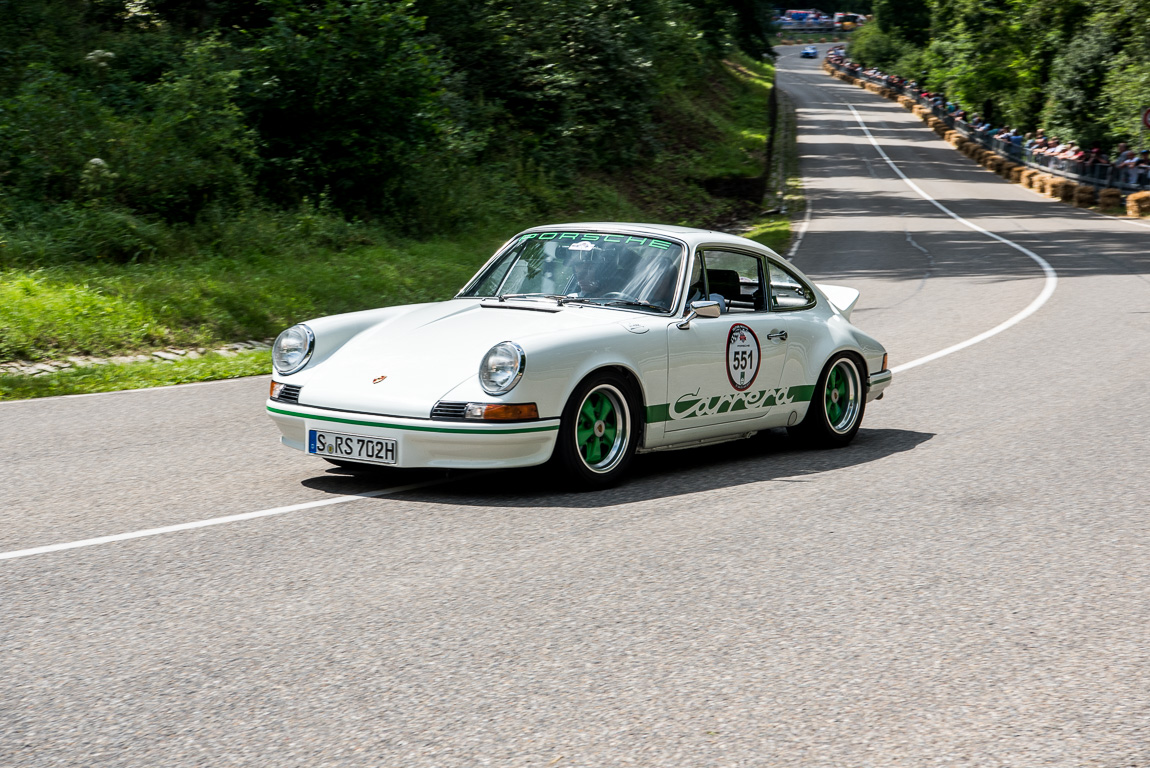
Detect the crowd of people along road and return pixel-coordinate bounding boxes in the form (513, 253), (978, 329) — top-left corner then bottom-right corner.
(823, 47), (1150, 187)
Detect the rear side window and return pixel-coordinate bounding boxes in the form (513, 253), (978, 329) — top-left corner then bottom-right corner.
(768, 260), (816, 310)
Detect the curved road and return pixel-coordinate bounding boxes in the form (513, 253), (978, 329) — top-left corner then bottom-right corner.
(3, 49), (1149, 767)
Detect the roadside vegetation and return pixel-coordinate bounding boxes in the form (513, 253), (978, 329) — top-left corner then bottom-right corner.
(0, 1), (789, 399)
(846, 0), (1150, 150)
(0, 349), (270, 401)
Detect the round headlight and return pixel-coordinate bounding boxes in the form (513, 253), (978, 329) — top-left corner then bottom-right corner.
(479, 342), (525, 395)
(273, 324), (315, 375)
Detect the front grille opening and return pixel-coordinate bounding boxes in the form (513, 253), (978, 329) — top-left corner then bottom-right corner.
(275, 384), (302, 404)
(431, 401), (469, 420)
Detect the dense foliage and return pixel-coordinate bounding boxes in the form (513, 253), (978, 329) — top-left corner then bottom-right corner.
(0, 0), (775, 244)
(847, 0), (1150, 150)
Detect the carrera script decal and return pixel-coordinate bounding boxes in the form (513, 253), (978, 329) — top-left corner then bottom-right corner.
(644, 385), (816, 424)
(670, 386), (797, 420)
(726, 323), (760, 392)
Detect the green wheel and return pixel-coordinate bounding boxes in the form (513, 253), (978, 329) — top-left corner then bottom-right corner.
(787, 353), (865, 448)
(555, 372), (640, 488)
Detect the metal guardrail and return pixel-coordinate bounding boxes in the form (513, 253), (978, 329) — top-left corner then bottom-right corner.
(826, 61), (1150, 192)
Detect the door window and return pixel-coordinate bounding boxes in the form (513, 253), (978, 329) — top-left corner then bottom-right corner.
(690, 250), (767, 313)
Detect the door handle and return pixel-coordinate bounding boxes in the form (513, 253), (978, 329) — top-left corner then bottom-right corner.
(767, 330), (788, 341)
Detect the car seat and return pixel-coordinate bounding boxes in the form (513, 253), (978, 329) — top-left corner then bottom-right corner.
(706, 269), (743, 312)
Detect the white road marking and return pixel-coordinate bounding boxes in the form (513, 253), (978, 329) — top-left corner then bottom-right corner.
(845, 104), (1059, 374)
(0, 480), (444, 562)
(787, 201), (813, 260)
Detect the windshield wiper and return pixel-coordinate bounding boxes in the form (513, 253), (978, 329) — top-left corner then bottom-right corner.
(496, 292), (570, 304)
(602, 298), (665, 312)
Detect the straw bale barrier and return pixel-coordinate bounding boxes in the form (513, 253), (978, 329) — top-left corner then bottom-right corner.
(1048, 178), (1076, 202)
(1073, 185), (1096, 208)
(1128, 191), (1150, 216)
(1099, 188), (1124, 209)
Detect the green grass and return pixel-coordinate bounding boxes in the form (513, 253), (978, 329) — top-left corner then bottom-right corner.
(0, 349), (271, 400)
(0, 221), (517, 362)
(0, 56), (798, 401)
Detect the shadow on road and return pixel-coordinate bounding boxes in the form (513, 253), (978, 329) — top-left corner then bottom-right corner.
(299, 427), (933, 509)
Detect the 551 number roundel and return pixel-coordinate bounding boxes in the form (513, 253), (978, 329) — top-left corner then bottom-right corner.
(726, 323), (760, 391)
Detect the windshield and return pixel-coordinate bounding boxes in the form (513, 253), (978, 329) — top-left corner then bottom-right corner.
(459, 231), (685, 312)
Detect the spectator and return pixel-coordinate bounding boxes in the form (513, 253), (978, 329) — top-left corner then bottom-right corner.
(1124, 149), (1150, 186)
(1084, 146), (1108, 166)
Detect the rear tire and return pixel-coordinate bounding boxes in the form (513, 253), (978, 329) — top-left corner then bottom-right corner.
(787, 353), (866, 448)
(554, 372), (641, 489)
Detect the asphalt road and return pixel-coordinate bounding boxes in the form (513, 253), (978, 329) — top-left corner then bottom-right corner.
(3, 49), (1149, 767)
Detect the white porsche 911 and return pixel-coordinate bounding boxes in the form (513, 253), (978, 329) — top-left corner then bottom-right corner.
(267, 223), (892, 488)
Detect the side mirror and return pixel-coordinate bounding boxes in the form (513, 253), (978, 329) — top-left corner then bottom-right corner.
(676, 300), (721, 329)
(693, 300), (722, 318)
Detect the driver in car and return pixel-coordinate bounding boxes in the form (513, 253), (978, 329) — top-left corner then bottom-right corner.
(567, 242), (608, 297)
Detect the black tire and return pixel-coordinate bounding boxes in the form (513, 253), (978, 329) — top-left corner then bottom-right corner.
(553, 371), (641, 489)
(787, 353), (866, 448)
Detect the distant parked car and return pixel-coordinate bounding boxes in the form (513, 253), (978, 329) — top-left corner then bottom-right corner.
(800, 46), (818, 58)
(267, 223), (892, 488)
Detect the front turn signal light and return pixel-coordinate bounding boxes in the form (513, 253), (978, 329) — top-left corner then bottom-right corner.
(882, 353), (888, 371)
(270, 381), (285, 399)
(464, 403), (539, 420)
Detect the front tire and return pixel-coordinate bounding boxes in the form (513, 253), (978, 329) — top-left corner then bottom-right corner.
(554, 372), (640, 489)
(787, 353), (866, 448)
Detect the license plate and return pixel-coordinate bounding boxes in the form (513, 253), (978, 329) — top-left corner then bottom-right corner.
(308, 429), (397, 465)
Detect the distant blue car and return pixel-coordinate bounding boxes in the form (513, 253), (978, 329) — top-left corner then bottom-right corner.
(800, 46), (818, 58)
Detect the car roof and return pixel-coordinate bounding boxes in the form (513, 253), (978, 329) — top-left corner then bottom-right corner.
(523, 222), (782, 255)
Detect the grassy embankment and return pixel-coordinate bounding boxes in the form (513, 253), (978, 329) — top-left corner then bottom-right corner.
(0, 53), (797, 400)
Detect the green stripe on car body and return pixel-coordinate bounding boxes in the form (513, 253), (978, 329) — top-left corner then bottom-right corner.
(266, 406), (560, 434)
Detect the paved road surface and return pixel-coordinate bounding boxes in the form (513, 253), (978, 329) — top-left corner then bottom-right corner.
(3, 48), (1149, 767)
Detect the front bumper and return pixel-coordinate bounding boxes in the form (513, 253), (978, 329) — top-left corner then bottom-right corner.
(267, 400), (560, 469)
(866, 369), (892, 402)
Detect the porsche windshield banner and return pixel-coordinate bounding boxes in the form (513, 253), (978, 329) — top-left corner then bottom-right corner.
(517, 231), (677, 250)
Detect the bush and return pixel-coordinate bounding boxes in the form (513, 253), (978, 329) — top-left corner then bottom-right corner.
(0, 204), (174, 265)
(245, 1), (448, 215)
(0, 67), (113, 204)
(108, 37), (257, 221)
(847, 22), (908, 70)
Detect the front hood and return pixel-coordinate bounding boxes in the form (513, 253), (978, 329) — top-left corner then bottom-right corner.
(298, 299), (626, 417)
